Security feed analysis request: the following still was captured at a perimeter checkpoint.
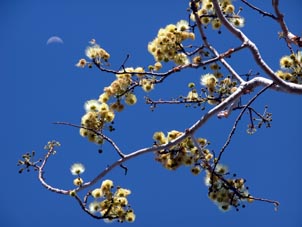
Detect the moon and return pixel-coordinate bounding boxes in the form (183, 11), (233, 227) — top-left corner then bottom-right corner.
(46, 36), (64, 45)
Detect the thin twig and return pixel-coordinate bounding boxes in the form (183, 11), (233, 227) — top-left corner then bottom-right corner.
(241, 0), (277, 19)
(38, 145), (69, 195)
(53, 122), (125, 158)
(214, 82), (274, 170)
(74, 194), (103, 219)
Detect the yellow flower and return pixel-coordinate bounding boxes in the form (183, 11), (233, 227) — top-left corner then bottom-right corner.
(85, 46), (98, 59)
(84, 100), (100, 113)
(98, 93), (110, 103)
(125, 211), (136, 222)
(141, 79), (154, 92)
(89, 201), (101, 213)
(230, 17), (245, 28)
(153, 131), (166, 144)
(91, 188), (103, 198)
(201, 16), (210, 25)
(101, 179), (114, 191)
(200, 73), (217, 89)
(70, 163), (85, 175)
(104, 111), (115, 122)
(73, 177), (83, 186)
(154, 62), (162, 71)
(176, 20), (189, 31)
(280, 55), (293, 68)
(167, 130), (183, 142)
(125, 93), (137, 105)
(225, 4), (235, 14)
(211, 19), (221, 30)
(191, 165), (202, 175)
(98, 103), (109, 113)
(186, 90), (198, 101)
(115, 188), (131, 197)
(135, 67), (145, 78)
(75, 58), (87, 68)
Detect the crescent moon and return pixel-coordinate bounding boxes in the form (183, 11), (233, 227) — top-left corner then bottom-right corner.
(46, 36), (64, 45)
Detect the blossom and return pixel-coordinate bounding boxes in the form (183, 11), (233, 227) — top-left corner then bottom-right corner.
(89, 201), (101, 213)
(91, 188), (103, 198)
(211, 19), (222, 30)
(70, 163), (85, 175)
(125, 211), (136, 222)
(84, 100), (100, 112)
(125, 93), (137, 105)
(115, 188), (131, 197)
(85, 45), (99, 59)
(280, 55), (293, 68)
(230, 17), (245, 28)
(176, 20), (189, 31)
(101, 179), (114, 191)
(191, 165), (202, 175)
(215, 164), (228, 174)
(73, 177), (83, 186)
(98, 93), (110, 103)
(200, 73), (217, 88)
(75, 58), (87, 68)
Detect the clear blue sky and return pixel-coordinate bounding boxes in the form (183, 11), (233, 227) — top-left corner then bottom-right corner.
(2, 0), (302, 226)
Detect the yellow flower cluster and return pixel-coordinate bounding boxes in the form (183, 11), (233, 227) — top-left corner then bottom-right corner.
(148, 20), (194, 65)
(277, 51), (302, 84)
(75, 40), (110, 68)
(86, 44), (110, 61)
(204, 165), (252, 212)
(79, 100), (114, 144)
(99, 66), (153, 102)
(88, 179), (135, 223)
(190, 0), (245, 29)
(199, 63), (237, 105)
(153, 130), (212, 173)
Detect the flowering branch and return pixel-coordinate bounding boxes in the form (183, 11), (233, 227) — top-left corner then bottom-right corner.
(38, 141), (69, 195)
(212, 0), (302, 94)
(20, 0), (301, 222)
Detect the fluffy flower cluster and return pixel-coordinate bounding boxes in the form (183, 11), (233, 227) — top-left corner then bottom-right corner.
(190, 0), (245, 29)
(153, 130), (212, 173)
(205, 165), (253, 212)
(100, 66), (151, 101)
(75, 40), (110, 67)
(148, 20), (194, 65)
(88, 179), (135, 223)
(79, 100), (114, 144)
(199, 63), (238, 105)
(276, 51), (302, 84)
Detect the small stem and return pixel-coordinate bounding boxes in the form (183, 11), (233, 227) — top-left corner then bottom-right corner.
(38, 146), (69, 195)
(213, 82), (274, 173)
(53, 122), (125, 158)
(241, 0), (277, 19)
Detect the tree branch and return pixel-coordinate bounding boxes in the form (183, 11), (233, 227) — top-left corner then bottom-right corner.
(214, 82), (274, 170)
(212, 0), (302, 94)
(241, 0), (277, 19)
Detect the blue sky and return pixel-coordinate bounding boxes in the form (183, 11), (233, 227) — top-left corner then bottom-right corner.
(2, 0), (302, 226)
